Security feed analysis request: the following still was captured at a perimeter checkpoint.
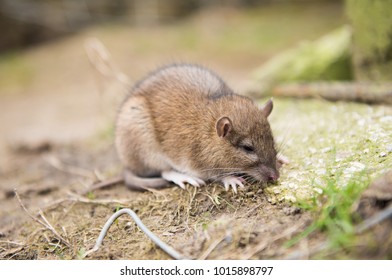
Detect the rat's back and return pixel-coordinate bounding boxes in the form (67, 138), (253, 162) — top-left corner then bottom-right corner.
(131, 64), (233, 100)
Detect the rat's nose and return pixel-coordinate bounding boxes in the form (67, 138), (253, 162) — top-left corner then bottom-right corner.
(268, 174), (277, 182)
(267, 170), (279, 183)
(260, 166), (279, 183)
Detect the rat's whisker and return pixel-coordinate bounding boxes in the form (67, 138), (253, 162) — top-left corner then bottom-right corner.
(207, 171), (243, 183)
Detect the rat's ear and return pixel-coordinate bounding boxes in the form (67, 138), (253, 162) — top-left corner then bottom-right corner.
(216, 116), (232, 138)
(260, 98), (273, 118)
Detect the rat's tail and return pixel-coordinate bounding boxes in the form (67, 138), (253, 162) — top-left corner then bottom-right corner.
(124, 169), (168, 191)
(84, 38), (132, 88)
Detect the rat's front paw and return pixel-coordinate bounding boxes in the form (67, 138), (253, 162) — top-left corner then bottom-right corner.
(221, 176), (245, 194)
(162, 171), (205, 189)
(277, 154), (290, 168)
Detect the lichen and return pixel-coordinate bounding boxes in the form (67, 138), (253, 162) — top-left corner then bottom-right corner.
(262, 98), (392, 204)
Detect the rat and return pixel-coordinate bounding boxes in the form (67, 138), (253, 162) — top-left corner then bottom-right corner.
(115, 63), (280, 193)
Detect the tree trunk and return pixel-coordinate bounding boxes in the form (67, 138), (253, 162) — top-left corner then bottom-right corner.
(346, 0), (392, 81)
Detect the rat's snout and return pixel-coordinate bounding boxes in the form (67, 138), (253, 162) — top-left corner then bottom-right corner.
(267, 172), (278, 183)
(258, 165), (279, 183)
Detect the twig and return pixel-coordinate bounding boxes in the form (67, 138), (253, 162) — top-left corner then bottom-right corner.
(93, 169), (105, 182)
(44, 155), (94, 179)
(355, 204), (392, 234)
(285, 241), (328, 260)
(41, 194), (131, 212)
(84, 208), (188, 260)
(245, 202), (265, 216)
(0, 240), (24, 246)
(1, 246), (26, 260)
(84, 38), (132, 88)
(80, 175), (124, 195)
(68, 193), (130, 206)
(244, 220), (306, 259)
(272, 82), (392, 105)
(197, 235), (228, 260)
(14, 189), (71, 247)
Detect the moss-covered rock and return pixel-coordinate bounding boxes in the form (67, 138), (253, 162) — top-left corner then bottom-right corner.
(250, 26), (353, 94)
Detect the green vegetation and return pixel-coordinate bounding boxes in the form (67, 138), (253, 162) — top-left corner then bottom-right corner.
(251, 26), (353, 93)
(0, 52), (33, 94)
(287, 170), (370, 251)
(268, 98), (391, 256)
(266, 98), (392, 205)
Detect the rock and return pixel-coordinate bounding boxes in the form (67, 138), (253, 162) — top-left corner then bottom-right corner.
(362, 170), (392, 201)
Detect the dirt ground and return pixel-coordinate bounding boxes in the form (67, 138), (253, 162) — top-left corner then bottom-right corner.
(1, 4), (391, 260)
(0, 140), (313, 260)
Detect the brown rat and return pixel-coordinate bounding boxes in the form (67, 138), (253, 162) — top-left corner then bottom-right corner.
(115, 63), (280, 193)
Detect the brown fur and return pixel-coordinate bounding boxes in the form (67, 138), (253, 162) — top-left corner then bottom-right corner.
(115, 64), (278, 188)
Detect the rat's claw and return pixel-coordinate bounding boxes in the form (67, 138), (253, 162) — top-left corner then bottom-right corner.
(232, 183), (238, 194)
(177, 182), (186, 189)
(221, 176), (244, 194)
(162, 171), (205, 189)
(224, 181), (230, 192)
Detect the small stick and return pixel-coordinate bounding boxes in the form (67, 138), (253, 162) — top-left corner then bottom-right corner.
(197, 235), (227, 260)
(84, 38), (132, 88)
(14, 189), (71, 247)
(245, 220), (306, 259)
(272, 82), (392, 105)
(44, 155), (94, 179)
(0, 240), (24, 246)
(80, 175), (124, 195)
(41, 195), (130, 212)
(355, 204), (392, 234)
(84, 208), (187, 260)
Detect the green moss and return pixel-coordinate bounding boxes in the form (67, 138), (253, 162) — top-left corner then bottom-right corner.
(346, 0), (392, 80)
(262, 97), (391, 253)
(252, 26), (353, 92)
(263, 98), (391, 204)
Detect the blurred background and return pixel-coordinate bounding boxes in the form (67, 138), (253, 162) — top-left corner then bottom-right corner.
(0, 0), (390, 163)
(0, 0), (345, 51)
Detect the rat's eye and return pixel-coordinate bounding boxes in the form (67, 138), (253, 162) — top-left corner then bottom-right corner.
(240, 144), (255, 153)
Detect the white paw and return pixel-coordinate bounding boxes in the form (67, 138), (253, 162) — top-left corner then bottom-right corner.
(162, 171), (205, 189)
(221, 176), (245, 194)
(277, 154), (290, 165)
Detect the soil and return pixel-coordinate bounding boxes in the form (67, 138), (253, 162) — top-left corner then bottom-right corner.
(0, 139), (314, 260)
(1, 4), (391, 260)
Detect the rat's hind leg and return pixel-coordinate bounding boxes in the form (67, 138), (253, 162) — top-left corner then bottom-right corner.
(124, 169), (168, 190)
(162, 171), (205, 189)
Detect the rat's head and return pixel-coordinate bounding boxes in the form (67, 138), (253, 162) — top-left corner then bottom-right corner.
(214, 98), (279, 184)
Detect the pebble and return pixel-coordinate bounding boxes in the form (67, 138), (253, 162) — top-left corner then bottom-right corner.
(285, 195), (297, 203)
(313, 187), (323, 194)
(273, 188), (281, 194)
(344, 162), (366, 174)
